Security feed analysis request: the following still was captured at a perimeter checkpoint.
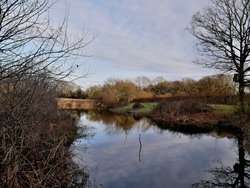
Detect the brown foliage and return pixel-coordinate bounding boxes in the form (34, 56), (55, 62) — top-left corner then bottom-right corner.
(149, 74), (235, 96)
(133, 95), (238, 105)
(0, 76), (88, 187)
(101, 92), (118, 108)
(153, 100), (212, 115)
(150, 100), (218, 126)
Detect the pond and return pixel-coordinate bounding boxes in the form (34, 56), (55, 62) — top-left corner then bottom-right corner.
(73, 111), (250, 188)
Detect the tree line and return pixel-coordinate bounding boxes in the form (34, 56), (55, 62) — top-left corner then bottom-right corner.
(70, 74), (237, 107)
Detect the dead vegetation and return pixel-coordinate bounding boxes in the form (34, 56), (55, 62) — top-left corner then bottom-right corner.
(0, 0), (92, 186)
(150, 100), (221, 127)
(0, 76), (89, 188)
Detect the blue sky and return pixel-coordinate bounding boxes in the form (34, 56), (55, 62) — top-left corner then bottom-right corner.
(52, 0), (217, 88)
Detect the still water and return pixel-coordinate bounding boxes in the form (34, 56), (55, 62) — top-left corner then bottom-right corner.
(73, 111), (250, 188)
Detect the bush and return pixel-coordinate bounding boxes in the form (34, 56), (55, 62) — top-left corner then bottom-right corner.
(150, 99), (215, 126)
(101, 92), (118, 108)
(132, 102), (144, 109)
(153, 100), (212, 115)
(133, 95), (238, 104)
(0, 76), (88, 187)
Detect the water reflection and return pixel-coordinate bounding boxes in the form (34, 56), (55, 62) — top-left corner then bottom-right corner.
(138, 134), (142, 162)
(83, 111), (238, 139)
(74, 111), (249, 188)
(194, 132), (250, 187)
(85, 111), (154, 136)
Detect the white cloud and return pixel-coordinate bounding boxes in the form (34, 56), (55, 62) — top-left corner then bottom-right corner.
(53, 0), (214, 87)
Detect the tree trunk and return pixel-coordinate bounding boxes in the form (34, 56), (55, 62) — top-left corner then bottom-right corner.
(237, 132), (245, 188)
(238, 81), (245, 120)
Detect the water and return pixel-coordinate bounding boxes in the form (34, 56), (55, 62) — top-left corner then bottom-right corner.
(73, 111), (250, 188)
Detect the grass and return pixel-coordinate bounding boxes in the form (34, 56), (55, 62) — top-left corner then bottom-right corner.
(114, 103), (250, 115)
(114, 103), (249, 115)
(209, 104), (237, 114)
(112, 102), (158, 114)
(209, 104), (250, 114)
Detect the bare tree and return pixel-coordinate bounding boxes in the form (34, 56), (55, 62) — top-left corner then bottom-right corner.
(0, 0), (92, 187)
(0, 0), (93, 81)
(152, 76), (165, 85)
(135, 76), (151, 89)
(188, 0), (250, 117)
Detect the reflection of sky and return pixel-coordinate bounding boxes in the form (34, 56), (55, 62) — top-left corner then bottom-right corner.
(73, 113), (238, 188)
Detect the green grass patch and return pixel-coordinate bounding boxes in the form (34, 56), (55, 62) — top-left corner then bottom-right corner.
(209, 104), (250, 112)
(113, 102), (158, 114)
(209, 104), (237, 112)
(115, 103), (134, 111)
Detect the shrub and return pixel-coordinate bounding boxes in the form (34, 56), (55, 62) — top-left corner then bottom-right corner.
(132, 102), (144, 109)
(101, 92), (118, 108)
(150, 99), (214, 125)
(0, 76), (88, 187)
(153, 100), (212, 115)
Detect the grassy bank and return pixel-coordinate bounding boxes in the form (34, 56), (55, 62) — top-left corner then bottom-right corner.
(209, 104), (250, 113)
(110, 101), (250, 133)
(110, 102), (158, 115)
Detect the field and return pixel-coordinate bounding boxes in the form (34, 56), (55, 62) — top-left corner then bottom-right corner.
(57, 98), (99, 110)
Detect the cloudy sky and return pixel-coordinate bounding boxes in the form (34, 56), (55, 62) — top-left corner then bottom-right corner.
(53, 0), (217, 88)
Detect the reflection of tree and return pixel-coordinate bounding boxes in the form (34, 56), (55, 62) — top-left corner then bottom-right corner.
(139, 134), (142, 162)
(84, 111), (154, 136)
(193, 132), (250, 187)
(70, 110), (87, 118)
(85, 111), (136, 136)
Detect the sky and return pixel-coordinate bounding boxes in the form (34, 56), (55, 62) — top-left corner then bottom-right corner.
(52, 0), (217, 88)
